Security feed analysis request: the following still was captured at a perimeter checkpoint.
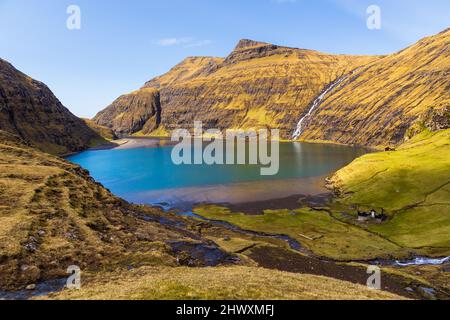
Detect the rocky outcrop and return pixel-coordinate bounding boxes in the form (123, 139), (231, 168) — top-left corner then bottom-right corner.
(0, 58), (102, 154)
(423, 106), (450, 132)
(94, 88), (161, 137)
(83, 119), (117, 141)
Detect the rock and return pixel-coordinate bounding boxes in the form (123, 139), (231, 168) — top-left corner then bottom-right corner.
(405, 287), (414, 293)
(26, 284), (36, 291)
(441, 265), (450, 272)
(419, 287), (437, 300)
(223, 236), (231, 242)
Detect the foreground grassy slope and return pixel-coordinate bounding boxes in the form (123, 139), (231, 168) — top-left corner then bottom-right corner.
(0, 131), (195, 290)
(44, 266), (404, 300)
(332, 129), (450, 253)
(302, 28), (450, 147)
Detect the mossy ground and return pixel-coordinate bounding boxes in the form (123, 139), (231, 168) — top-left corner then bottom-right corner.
(194, 205), (407, 261)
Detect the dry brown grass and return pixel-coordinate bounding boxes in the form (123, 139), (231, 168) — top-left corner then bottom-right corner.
(43, 266), (406, 300)
(0, 132), (192, 290)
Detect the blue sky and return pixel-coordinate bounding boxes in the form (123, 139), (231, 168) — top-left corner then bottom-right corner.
(0, 0), (449, 118)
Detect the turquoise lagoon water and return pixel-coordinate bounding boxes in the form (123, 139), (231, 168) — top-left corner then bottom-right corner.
(67, 140), (367, 207)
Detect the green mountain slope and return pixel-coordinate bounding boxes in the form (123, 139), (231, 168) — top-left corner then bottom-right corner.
(332, 129), (450, 253)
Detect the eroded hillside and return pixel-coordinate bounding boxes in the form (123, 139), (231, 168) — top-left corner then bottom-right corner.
(0, 131), (231, 290)
(0, 59), (102, 154)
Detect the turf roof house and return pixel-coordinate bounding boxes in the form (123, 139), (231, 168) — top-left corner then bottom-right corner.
(358, 210), (388, 223)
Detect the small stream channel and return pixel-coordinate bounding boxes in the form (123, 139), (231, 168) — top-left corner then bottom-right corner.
(0, 279), (66, 300)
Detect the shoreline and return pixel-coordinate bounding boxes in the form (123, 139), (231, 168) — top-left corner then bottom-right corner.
(90, 136), (378, 152)
(127, 175), (331, 211)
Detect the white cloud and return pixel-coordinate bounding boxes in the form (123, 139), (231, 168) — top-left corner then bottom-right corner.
(156, 37), (193, 46)
(156, 37), (212, 48)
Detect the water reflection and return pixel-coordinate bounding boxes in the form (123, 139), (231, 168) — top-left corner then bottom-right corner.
(67, 140), (367, 207)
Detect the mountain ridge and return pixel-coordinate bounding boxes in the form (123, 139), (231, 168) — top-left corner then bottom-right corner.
(299, 28), (450, 146)
(0, 58), (102, 154)
(94, 30), (449, 147)
(95, 38), (377, 139)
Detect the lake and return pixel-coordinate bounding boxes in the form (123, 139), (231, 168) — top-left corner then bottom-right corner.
(67, 139), (367, 208)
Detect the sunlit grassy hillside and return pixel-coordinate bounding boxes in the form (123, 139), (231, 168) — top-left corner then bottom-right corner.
(332, 129), (450, 253)
(95, 29), (448, 147)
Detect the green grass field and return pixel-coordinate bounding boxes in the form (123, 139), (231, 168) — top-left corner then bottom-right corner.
(194, 206), (406, 260)
(332, 129), (450, 254)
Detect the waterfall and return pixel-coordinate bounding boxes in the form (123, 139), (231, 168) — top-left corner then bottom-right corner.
(292, 74), (349, 140)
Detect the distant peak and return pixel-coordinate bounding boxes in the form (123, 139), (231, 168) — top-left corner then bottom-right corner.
(234, 39), (271, 50)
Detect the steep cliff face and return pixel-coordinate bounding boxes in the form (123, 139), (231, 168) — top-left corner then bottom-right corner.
(95, 40), (376, 138)
(94, 29), (449, 146)
(94, 88), (161, 137)
(0, 59), (102, 154)
(299, 28), (450, 147)
(151, 40), (375, 138)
